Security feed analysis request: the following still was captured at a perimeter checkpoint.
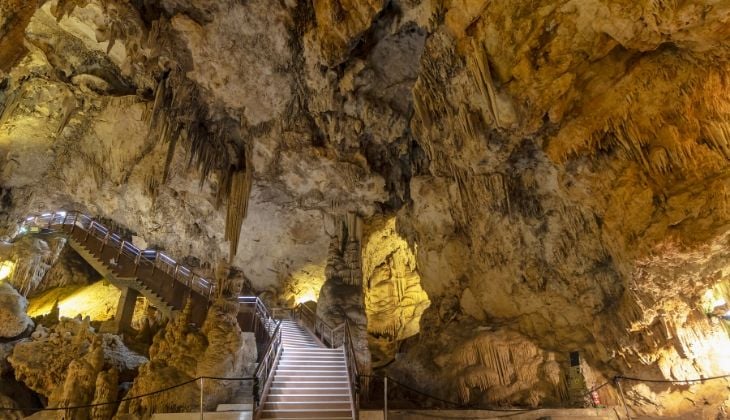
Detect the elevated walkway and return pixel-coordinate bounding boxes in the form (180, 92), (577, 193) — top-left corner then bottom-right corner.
(13, 212), (276, 340)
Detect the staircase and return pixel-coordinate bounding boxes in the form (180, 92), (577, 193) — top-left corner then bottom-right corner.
(67, 236), (176, 318)
(259, 320), (354, 419)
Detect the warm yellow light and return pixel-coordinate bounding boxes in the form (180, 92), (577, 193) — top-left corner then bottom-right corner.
(27, 281), (121, 320)
(0, 260), (14, 281)
(702, 287), (729, 313)
(295, 291), (317, 305)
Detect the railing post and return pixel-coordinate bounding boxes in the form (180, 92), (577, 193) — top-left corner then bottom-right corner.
(151, 253), (158, 276)
(384, 376), (388, 420)
(100, 230), (110, 253)
(85, 221), (94, 241)
(199, 377), (204, 420)
(615, 377), (631, 420)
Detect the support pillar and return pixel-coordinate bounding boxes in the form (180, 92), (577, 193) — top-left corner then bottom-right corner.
(114, 287), (139, 334)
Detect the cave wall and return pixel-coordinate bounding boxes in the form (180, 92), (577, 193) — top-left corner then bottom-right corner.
(1, 0), (729, 416)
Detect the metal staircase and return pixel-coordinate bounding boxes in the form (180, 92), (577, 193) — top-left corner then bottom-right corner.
(11, 211), (361, 419)
(259, 320), (353, 419)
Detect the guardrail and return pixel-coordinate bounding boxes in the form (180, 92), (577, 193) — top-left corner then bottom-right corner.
(293, 303), (360, 419)
(253, 321), (282, 413)
(12, 210), (290, 417)
(15, 211), (217, 299)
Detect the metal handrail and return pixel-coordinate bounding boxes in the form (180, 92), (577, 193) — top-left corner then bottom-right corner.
(13, 210), (285, 415)
(13, 211), (221, 298)
(14, 211), (281, 328)
(292, 303), (360, 419)
(253, 320), (282, 413)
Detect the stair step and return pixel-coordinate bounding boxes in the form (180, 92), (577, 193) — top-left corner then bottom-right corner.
(260, 409), (351, 419)
(278, 359), (345, 364)
(271, 384), (350, 392)
(276, 365), (346, 370)
(216, 403), (253, 411)
(274, 371), (347, 377)
(274, 377), (349, 384)
(266, 394), (350, 402)
(268, 387), (350, 395)
(263, 402), (350, 410)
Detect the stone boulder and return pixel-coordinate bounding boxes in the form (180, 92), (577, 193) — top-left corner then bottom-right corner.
(0, 282), (33, 338)
(117, 297), (257, 416)
(8, 317), (146, 399)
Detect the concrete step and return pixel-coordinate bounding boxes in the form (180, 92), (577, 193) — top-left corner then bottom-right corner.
(276, 370), (347, 377)
(281, 340), (318, 345)
(263, 401), (350, 411)
(274, 373), (348, 381)
(271, 381), (350, 388)
(266, 394), (350, 402)
(278, 358), (345, 363)
(276, 365), (346, 371)
(215, 403), (253, 412)
(259, 408), (351, 419)
(268, 387), (350, 395)
(281, 349), (342, 354)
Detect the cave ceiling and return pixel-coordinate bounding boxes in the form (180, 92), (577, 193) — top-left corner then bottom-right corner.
(1, 0), (730, 414)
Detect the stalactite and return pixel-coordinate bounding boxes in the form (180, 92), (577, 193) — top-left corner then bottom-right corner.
(224, 166), (252, 262)
(145, 67), (254, 259)
(11, 238), (65, 296)
(455, 334), (544, 403)
(0, 87), (22, 128)
(467, 39), (501, 128)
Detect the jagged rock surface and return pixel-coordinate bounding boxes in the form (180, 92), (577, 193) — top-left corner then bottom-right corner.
(1, 0), (730, 417)
(0, 282), (33, 338)
(117, 297), (257, 416)
(8, 317), (146, 399)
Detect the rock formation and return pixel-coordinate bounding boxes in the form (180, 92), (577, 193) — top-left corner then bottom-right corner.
(0, 282), (33, 338)
(1, 0), (730, 417)
(118, 293), (257, 416)
(317, 214), (372, 376)
(8, 317), (146, 400)
(0, 393), (22, 420)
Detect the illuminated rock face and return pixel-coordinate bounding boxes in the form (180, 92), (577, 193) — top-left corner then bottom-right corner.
(8, 317), (146, 399)
(118, 296), (257, 415)
(0, 282), (33, 338)
(1, 0), (730, 416)
(362, 216), (430, 366)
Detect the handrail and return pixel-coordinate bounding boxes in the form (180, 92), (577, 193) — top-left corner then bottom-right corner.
(13, 211), (220, 299)
(253, 320), (281, 413)
(13, 211), (281, 327)
(292, 303), (360, 419)
(12, 210), (284, 415)
(343, 319), (360, 419)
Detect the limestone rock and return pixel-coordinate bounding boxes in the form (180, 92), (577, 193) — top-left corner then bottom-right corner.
(0, 392), (22, 420)
(362, 215), (430, 365)
(1, 0), (730, 416)
(8, 317), (146, 399)
(117, 297), (257, 416)
(0, 282), (33, 338)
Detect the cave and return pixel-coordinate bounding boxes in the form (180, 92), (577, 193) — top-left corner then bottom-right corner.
(0, 1), (729, 419)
